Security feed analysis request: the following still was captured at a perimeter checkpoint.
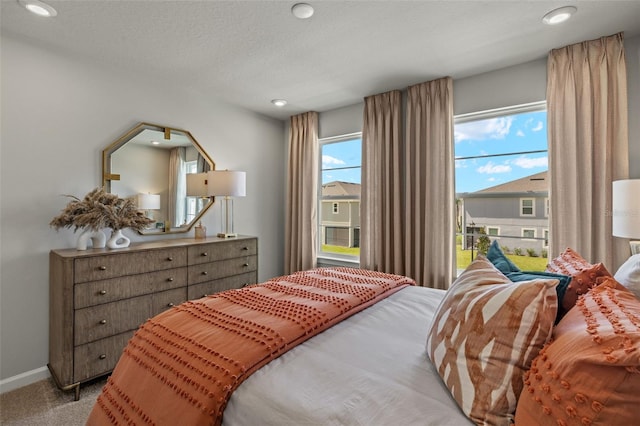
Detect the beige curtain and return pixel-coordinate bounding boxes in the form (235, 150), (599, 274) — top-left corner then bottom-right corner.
(547, 33), (629, 269)
(285, 111), (319, 274)
(360, 90), (404, 274)
(405, 77), (456, 289)
(168, 147), (186, 229)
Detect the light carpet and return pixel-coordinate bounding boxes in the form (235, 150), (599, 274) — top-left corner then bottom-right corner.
(0, 377), (105, 425)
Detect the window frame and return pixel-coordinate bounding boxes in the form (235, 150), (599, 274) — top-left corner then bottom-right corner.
(486, 226), (500, 238)
(454, 101), (549, 273)
(317, 132), (362, 265)
(522, 228), (536, 240)
(520, 198), (535, 217)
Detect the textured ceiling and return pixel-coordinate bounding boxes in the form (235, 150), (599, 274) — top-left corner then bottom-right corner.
(2, 0), (640, 120)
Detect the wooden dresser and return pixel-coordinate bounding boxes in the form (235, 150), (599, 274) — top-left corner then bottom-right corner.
(48, 235), (257, 399)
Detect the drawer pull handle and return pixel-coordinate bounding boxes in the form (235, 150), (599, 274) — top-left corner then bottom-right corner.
(167, 277), (174, 282)
(242, 246), (249, 251)
(99, 354), (107, 360)
(99, 290), (107, 295)
(202, 271), (208, 275)
(201, 252), (208, 257)
(98, 266), (107, 271)
(243, 263), (249, 267)
(99, 319), (107, 325)
(167, 303), (174, 307)
(167, 257), (174, 261)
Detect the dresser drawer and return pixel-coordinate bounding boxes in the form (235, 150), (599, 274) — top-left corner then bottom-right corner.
(75, 267), (188, 309)
(152, 288), (188, 316)
(74, 247), (187, 283)
(188, 255), (257, 285)
(188, 272), (258, 300)
(74, 331), (133, 382)
(74, 295), (153, 345)
(188, 238), (257, 265)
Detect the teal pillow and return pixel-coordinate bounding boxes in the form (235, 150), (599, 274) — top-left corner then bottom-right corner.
(486, 240), (571, 323)
(487, 240), (520, 274)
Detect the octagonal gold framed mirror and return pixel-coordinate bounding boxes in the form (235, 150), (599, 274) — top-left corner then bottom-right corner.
(102, 122), (215, 235)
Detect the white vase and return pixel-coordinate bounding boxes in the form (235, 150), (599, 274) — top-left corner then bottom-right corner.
(76, 229), (106, 251)
(107, 229), (130, 249)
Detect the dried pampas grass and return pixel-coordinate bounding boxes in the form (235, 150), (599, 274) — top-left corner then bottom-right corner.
(50, 187), (154, 232)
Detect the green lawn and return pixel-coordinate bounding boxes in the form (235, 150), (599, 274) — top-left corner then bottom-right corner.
(456, 236), (548, 271)
(322, 245), (360, 256)
(323, 241), (548, 272)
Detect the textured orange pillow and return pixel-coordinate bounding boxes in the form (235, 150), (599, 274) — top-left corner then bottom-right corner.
(515, 277), (640, 426)
(427, 256), (558, 425)
(546, 248), (612, 312)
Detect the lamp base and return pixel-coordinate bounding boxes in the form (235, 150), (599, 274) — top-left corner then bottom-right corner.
(217, 232), (237, 239)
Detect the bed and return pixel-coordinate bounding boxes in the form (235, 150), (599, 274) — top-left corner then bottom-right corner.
(87, 253), (640, 426)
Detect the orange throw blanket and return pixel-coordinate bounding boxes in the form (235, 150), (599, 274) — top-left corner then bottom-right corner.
(87, 267), (415, 425)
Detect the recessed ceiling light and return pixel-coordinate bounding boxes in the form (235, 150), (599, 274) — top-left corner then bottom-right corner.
(291, 3), (314, 19)
(271, 99), (287, 107)
(18, 0), (57, 17)
(542, 6), (576, 25)
(151, 140), (160, 145)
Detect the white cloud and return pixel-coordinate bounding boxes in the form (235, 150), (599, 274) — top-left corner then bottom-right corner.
(516, 130), (525, 137)
(532, 121), (544, 132)
(322, 155), (345, 168)
(455, 117), (514, 142)
(513, 156), (548, 169)
(477, 162), (512, 174)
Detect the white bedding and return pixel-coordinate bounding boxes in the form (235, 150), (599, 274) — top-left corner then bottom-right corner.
(223, 286), (472, 426)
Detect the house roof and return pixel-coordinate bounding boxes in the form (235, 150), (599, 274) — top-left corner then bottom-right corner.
(322, 181), (361, 198)
(461, 171), (548, 198)
(2, 2), (640, 120)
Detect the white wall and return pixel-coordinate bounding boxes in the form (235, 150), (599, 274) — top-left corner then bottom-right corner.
(0, 35), (286, 387)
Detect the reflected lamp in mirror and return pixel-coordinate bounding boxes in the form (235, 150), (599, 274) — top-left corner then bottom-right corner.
(186, 173), (209, 197)
(207, 170), (246, 238)
(612, 179), (640, 255)
(137, 193), (161, 221)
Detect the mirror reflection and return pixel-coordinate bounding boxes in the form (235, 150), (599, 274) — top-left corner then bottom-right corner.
(102, 123), (215, 235)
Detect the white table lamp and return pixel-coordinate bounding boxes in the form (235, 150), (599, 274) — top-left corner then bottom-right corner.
(612, 179), (640, 254)
(137, 193), (161, 221)
(207, 170), (246, 238)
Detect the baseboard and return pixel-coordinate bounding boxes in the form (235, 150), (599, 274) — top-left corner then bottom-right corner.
(0, 366), (50, 394)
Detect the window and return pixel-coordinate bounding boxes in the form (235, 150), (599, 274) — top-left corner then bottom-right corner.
(319, 133), (362, 261)
(520, 198), (535, 217)
(455, 102), (549, 272)
(543, 229), (549, 248)
(545, 198), (550, 217)
(487, 227), (500, 237)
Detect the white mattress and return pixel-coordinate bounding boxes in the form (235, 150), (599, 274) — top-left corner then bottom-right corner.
(223, 286), (472, 426)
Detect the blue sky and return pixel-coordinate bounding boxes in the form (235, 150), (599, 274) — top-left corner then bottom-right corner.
(320, 109), (548, 192)
(321, 138), (362, 184)
(455, 110), (548, 193)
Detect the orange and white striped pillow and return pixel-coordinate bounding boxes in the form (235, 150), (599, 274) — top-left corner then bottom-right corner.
(426, 256), (558, 425)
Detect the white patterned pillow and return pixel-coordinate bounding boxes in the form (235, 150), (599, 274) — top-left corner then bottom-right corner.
(426, 256), (558, 425)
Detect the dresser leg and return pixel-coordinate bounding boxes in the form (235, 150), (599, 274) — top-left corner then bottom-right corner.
(47, 363), (81, 401)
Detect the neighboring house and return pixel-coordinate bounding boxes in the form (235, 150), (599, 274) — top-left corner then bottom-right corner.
(459, 171), (549, 254)
(321, 181), (361, 248)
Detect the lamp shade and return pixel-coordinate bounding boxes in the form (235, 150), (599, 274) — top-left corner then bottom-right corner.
(137, 193), (160, 210)
(612, 179), (640, 238)
(186, 173), (209, 197)
(207, 171), (246, 197)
